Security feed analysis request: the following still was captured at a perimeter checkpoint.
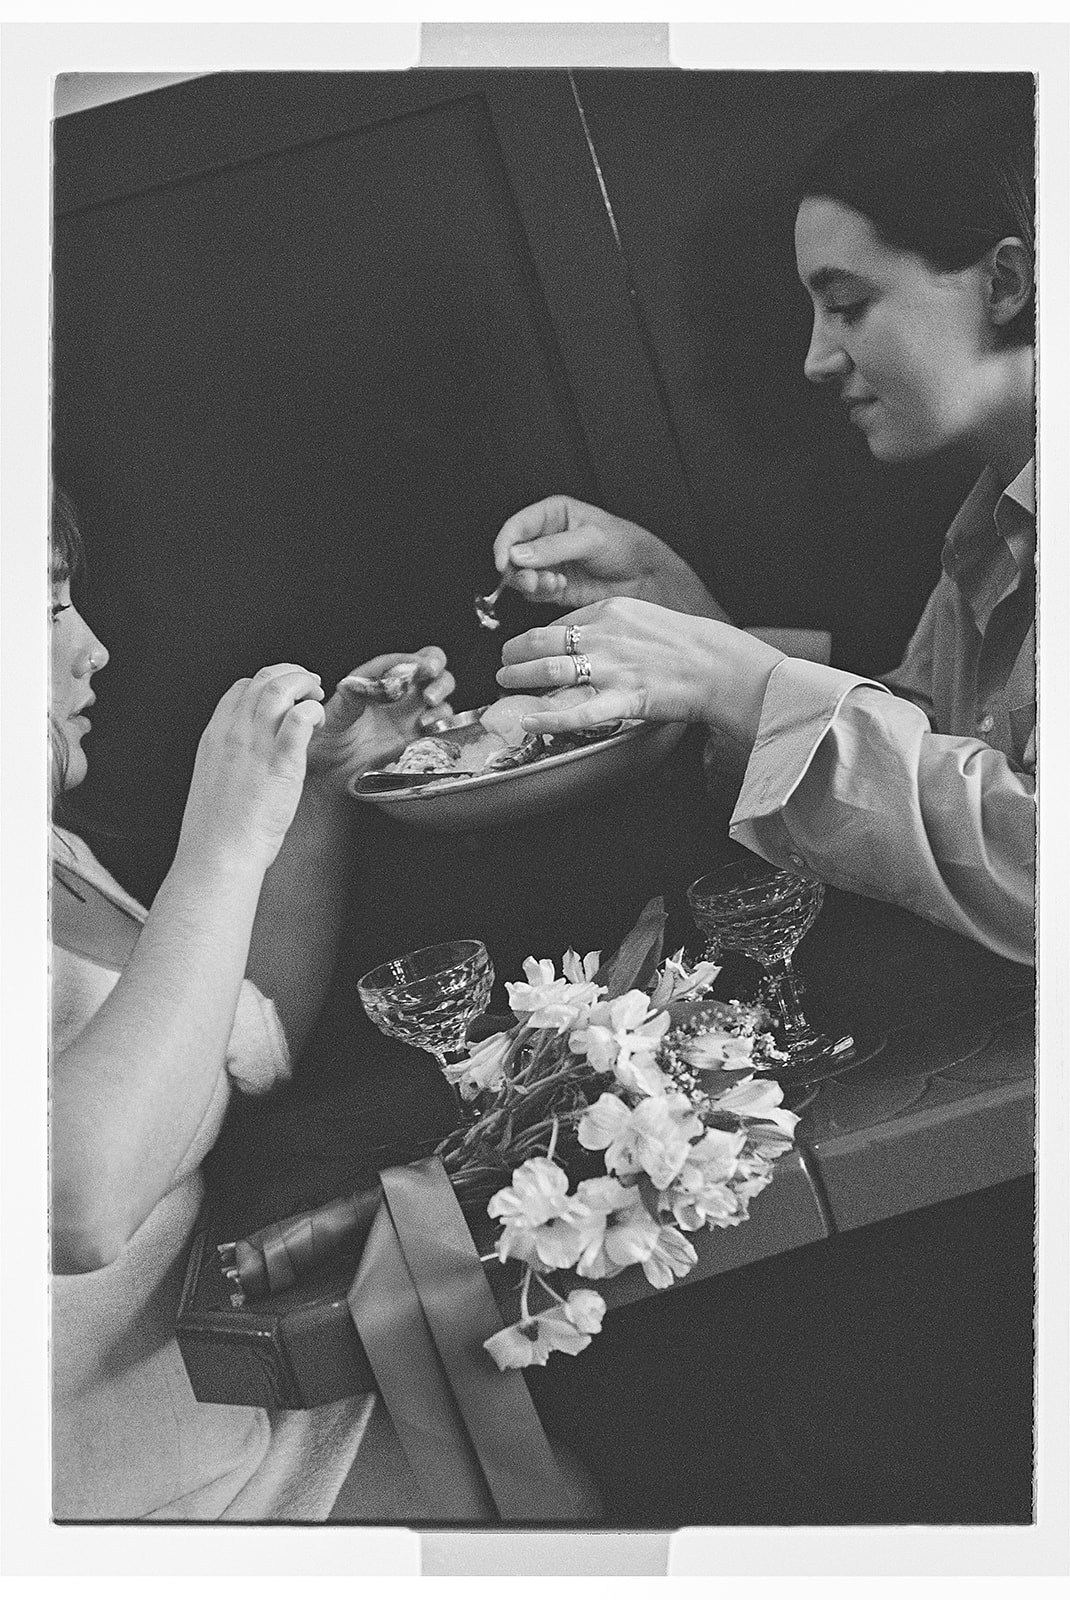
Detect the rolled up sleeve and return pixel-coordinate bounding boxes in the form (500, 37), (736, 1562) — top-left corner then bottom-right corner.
(729, 658), (1035, 964)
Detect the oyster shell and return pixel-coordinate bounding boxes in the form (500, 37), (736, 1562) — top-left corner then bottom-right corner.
(390, 736), (461, 775)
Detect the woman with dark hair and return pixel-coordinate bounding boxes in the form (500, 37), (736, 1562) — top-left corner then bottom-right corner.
(482, 74), (1036, 1526)
(49, 488), (455, 1519)
(490, 75), (1036, 966)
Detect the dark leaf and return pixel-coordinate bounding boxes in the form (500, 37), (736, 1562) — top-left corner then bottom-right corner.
(637, 1172), (670, 1221)
(595, 896), (667, 1001)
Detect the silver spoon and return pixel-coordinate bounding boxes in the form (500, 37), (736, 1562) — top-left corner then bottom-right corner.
(474, 569), (511, 630)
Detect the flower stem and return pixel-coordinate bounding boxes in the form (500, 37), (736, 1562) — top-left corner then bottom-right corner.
(533, 1271), (568, 1308)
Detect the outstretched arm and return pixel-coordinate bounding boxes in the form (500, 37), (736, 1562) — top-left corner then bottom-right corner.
(493, 496), (831, 662)
(244, 647), (455, 1059)
(731, 665), (1035, 963)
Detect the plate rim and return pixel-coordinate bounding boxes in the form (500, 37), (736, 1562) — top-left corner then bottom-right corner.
(351, 718), (672, 807)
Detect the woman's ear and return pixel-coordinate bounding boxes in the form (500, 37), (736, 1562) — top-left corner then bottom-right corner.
(984, 237), (1034, 329)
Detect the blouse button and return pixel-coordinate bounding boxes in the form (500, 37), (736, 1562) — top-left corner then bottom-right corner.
(788, 853), (805, 869)
(976, 711), (995, 735)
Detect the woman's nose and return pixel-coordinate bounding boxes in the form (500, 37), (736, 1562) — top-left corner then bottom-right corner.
(804, 317), (851, 385)
(77, 624), (109, 676)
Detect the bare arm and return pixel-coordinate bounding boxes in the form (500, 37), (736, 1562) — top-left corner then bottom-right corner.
(51, 667), (323, 1273)
(244, 775), (353, 1061)
(244, 646), (455, 1062)
(52, 846), (267, 1271)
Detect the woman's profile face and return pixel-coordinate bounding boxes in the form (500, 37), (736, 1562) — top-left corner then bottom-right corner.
(795, 196), (998, 462)
(51, 566), (108, 793)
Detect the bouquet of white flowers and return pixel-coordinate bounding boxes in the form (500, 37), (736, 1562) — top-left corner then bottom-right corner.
(434, 898), (799, 1369)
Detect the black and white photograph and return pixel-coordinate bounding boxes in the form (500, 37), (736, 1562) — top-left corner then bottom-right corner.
(2, 15), (1067, 1585)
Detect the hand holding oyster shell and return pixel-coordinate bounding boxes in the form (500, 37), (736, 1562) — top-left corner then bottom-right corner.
(308, 648), (455, 790)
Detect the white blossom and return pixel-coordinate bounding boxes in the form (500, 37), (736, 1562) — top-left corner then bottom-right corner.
(577, 1091), (703, 1190)
(648, 948), (722, 1008)
(569, 991), (672, 1095)
(678, 1030), (756, 1071)
(506, 954), (605, 1032)
(483, 1302), (596, 1369)
(443, 1030), (511, 1101)
(716, 1074), (801, 1139)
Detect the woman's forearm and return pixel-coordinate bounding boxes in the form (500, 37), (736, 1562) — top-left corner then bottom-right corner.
(244, 777), (354, 1060)
(51, 847), (265, 1270)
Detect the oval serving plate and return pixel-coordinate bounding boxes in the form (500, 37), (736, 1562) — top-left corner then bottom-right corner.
(350, 716), (685, 833)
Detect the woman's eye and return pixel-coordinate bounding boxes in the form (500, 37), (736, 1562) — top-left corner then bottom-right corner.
(51, 602), (71, 624)
(828, 301), (867, 325)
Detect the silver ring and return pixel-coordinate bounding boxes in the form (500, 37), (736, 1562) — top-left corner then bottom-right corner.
(564, 624), (582, 657)
(572, 652), (593, 687)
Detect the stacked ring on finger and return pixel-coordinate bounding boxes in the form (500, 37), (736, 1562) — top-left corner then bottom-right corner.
(572, 652), (593, 688)
(564, 623), (582, 657)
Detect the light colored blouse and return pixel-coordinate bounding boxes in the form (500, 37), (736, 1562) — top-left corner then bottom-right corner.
(50, 828), (373, 1521)
(730, 461), (1035, 965)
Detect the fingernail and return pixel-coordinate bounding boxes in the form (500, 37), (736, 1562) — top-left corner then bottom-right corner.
(512, 545), (531, 563)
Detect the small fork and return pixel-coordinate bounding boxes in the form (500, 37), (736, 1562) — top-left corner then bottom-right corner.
(473, 570), (511, 630)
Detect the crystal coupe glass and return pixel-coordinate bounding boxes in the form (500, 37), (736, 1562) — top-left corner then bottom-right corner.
(687, 857), (854, 1084)
(358, 939), (494, 1078)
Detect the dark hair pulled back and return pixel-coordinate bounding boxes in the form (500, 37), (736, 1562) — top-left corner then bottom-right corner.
(796, 73), (1036, 345)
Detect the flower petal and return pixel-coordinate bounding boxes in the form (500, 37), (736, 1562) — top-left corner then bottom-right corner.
(641, 1226), (699, 1288)
(577, 1093), (632, 1152)
(563, 1289), (606, 1335)
(483, 1322), (542, 1370)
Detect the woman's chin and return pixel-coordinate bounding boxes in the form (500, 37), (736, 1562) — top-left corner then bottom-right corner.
(56, 752), (89, 795)
(866, 430), (941, 466)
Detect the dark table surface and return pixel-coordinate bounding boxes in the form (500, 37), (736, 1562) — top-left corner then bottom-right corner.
(178, 883), (1034, 1413)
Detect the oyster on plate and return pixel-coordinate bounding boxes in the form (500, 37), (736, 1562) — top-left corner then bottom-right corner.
(380, 686), (618, 782)
(391, 736), (463, 775)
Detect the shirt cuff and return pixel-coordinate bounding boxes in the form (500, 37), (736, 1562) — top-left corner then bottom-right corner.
(728, 657), (890, 872)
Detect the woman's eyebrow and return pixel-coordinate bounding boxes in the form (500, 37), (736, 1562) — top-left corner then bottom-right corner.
(805, 266), (868, 294)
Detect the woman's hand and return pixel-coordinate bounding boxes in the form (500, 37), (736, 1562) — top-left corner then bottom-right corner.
(493, 495), (729, 620)
(497, 598), (784, 755)
(308, 646), (455, 788)
(177, 664), (326, 875)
